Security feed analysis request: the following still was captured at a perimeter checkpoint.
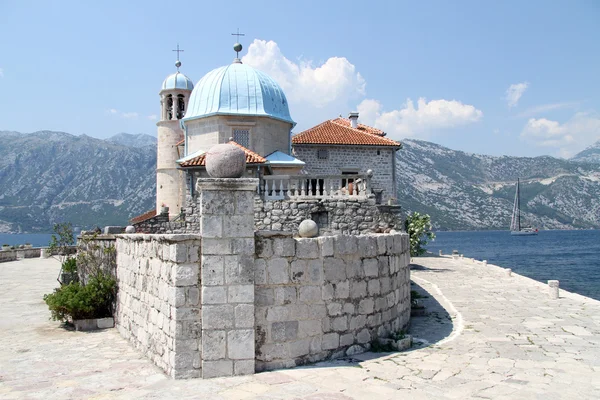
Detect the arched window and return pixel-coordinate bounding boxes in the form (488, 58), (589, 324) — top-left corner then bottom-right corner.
(166, 95), (173, 120)
(177, 94), (185, 119)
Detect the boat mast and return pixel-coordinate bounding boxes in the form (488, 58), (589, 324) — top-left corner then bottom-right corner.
(516, 178), (521, 231)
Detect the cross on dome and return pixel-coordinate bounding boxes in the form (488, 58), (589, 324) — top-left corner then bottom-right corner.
(231, 29), (245, 63)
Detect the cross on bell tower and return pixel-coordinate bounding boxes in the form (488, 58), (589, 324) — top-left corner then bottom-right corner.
(172, 43), (184, 71)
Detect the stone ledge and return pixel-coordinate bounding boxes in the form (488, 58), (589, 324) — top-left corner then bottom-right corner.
(117, 234), (202, 242)
(196, 178), (259, 192)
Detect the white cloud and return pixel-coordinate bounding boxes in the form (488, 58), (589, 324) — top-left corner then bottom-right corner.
(147, 114), (158, 121)
(242, 39), (365, 109)
(506, 82), (529, 108)
(107, 109), (139, 119)
(0, 68), (3, 78)
(357, 98), (483, 140)
(521, 112), (600, 157)
(516, 101), (578, 118)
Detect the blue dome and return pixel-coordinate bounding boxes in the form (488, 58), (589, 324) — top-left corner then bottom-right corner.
(162, 72), (194, 91)
(183, 63), (294, 126)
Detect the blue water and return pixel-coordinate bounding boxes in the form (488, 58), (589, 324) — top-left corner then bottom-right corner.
(426, 230), (600, 301)
(0, 233), (53, 248)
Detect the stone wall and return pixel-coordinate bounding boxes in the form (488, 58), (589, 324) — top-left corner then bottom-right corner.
(254, 231), (411, 371)
(185, 115), (292, 161)
(293, 145), (397, 202)
(115, 234), (202, 379)
(254, 197), (403, 235)
(0, 248), (42, 263)
(77, 235), (117, 284)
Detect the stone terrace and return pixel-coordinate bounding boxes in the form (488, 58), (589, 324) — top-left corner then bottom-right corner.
(1, 256), (599, 399)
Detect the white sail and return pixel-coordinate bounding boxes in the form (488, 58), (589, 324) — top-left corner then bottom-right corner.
(510, 178), (537, 235)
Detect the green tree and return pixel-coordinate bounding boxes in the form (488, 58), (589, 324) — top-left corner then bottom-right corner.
(404, 212), (436, 257)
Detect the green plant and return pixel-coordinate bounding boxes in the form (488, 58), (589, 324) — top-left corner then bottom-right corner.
(390, 330), (406, 341)
(48, 222), (75, 263)
(404, 212), (436, 257)
(62, 257), (77, 274)
(43, 272), (116, 322)
(370, 339), (395, 353)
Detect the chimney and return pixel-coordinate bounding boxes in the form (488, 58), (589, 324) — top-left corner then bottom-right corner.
(348, 112), (359, 129)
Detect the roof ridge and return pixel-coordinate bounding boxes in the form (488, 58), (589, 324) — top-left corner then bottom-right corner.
(227, 140), (267, 163)
(293, 119), (333, 138)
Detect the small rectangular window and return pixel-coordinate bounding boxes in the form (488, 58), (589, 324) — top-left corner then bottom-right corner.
(233, 129), (250, 148)
(317, 149), (329, 159)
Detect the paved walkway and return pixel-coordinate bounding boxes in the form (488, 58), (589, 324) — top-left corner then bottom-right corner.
(1, 256), (599, 399)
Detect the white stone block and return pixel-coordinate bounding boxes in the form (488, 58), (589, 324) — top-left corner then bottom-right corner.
(169, 244), (188, 263)
(228, 285), (254, 303)
(228, 329), (255, 359)
(202, 305), (234, 329)
(172, 264), (199, 287)
(322, 332), (339, 350)
(234, 304), (254, 328)
(202, 360), (233, 379)
(267, 258), (289, 284)
(202, 286), (227, 304)
(234, 360), (255, 376)
(202, 330), (226, 360)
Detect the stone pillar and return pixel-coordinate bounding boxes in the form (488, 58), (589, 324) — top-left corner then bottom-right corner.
(548, 280), (559, 299)
(198, 178), (258, 378)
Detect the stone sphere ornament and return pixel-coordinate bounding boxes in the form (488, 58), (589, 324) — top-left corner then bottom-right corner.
(205, 143), (246, 178)
(125, 225), (136, 234)
(298, 219), (319, 238)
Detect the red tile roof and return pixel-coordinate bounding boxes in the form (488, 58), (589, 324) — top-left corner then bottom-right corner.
(292, 119), (401, 147)
(179, 141), (267, 167)
(130, 209), (157, 224)
(331, 117), (385, 136)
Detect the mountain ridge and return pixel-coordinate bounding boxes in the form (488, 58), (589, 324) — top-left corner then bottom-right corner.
(0, 130), (599, 232)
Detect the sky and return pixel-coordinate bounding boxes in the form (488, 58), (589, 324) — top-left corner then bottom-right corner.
(0, 0), (599, 158)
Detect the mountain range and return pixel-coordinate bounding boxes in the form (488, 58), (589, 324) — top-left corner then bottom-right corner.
(0, 130), (599, 233)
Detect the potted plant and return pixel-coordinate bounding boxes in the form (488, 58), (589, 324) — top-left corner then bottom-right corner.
(43, 270), (116, 331)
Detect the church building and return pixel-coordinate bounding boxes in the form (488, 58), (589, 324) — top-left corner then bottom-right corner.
(140, 41), (402, 232)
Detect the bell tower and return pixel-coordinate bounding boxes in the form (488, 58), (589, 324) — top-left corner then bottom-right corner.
(156, 46), (194, 217)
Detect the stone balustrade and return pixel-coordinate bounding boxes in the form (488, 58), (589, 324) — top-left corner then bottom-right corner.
(262, 174), (371, 201)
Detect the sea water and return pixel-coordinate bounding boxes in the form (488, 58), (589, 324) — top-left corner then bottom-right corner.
(426, 230), (600, 301)
(0, 233), (54, 248)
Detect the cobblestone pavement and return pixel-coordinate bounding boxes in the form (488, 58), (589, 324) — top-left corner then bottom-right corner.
(1, 256), (599, 399)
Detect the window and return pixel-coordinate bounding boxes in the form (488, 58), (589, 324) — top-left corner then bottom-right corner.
(317, 149), (329, 159)
(377, 150), (381, 156)
(177, 95), (185, 119)
(233, 129), (250, 147)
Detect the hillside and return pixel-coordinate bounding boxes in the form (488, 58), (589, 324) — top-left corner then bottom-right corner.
(1, 131), (599, 232)
(0, 130), (156, 233)
(397, 139), (600, 230)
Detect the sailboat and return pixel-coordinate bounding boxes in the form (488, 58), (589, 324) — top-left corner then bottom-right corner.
(510, 178), (538, 236)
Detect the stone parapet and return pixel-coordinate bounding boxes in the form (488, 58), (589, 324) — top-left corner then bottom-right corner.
(254, 232), (411, 371)
(115, 234), (201, 378)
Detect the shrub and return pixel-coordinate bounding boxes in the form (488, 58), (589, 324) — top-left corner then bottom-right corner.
(404, 212), (436, 257)
(62, 257), (77, 273)
(43, 272), (116, 322)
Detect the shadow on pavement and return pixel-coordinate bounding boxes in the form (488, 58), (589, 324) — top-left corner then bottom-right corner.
(410, 263), (451, 273)
(292, 279), (456, 369)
